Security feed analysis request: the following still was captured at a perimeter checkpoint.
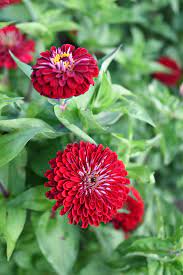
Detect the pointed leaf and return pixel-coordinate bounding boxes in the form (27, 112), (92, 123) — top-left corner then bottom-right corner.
(32, 212), (79, 275)
(9, 51), (32, 79)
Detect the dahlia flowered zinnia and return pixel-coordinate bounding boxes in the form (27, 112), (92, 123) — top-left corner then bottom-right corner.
(0, 25), (35, 69)
(112, 186), (144, 233)
(0, 0), (20, 9)
(31, 44), (99, 99)
(153, 56), (182, 86)
(44, 142), (130, 228)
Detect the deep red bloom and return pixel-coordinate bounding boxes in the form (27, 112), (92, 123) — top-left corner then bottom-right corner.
(112, 186), (144, 233)
(0, 25), (35, 69)
(153, 56), (182, 86)
(44, 141), (130, 228)
(31, 44), (99, 99)
(0, 0), (21, 9)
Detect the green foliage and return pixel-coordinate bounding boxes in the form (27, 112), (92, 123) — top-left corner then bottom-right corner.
(1, 0), (183, 274)
(0, 204), (26, 260)
(8, 186), (51, 211)
(32, 212), (79, 275)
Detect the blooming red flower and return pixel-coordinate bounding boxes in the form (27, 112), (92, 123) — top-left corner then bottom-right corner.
(31, 44), (99, 99)
(153, 56), (182, 86)
(44, 141), (130, 228)
(0, 0), (21, 9)
(0, 25), (35, 69)
(112, 186), (144, 233)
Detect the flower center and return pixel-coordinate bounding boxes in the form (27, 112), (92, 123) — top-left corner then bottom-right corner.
(90, 176), (97, 183)
(52, 52), (74, 71)
(53, 53), (71, 64)
(83, 173), (100, 191)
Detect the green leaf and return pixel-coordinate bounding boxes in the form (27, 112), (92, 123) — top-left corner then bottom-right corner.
(32, 212), (79, 275)
(93, 73), (114, 111)
(0, 118), (59, 166)
(16, 22), (48, 36)
(0, 149), (27, 195)
(147, 260), (164, 275)
(79, 259), (118, 275)
(0, 204), (26, 260)
(0, 128), (43, 167)
(164, 262), (183, 274)
(0, 95), (23, 113)
(29, 139), (63, 177)
(93, 225), (124, 257)
(109, 236), (176, 269)
(0, 117), (59, 141)
(9, 51), (32, 79)
(127, 164), (155, 184)
(0, 118), (54, 131)
(54, 105), (97, 144)
(5, 208), (26, 260)
(48, 21), (79, 32)
(8, 186), (51, 211)
(95, 111), (122, 126)
(112, 84), (134, 97)
(159, 123), (179, 165)
(99, 45), (121, 73)
(121, 99), (156, 127)
(79, 108), (105, 132)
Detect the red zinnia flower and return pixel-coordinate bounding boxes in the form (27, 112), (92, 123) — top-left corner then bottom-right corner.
(153, 56), (182, 86)
(0, 0), (21, 9)
(112, 186), (144, 233)
(0, 25), (35, 69)
(44, 141), (130, 228)
(31, 44), (99, 99)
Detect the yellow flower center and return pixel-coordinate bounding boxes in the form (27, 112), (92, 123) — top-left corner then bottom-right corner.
(53, 52), (71, 64)
(60, 52), (70, 58)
